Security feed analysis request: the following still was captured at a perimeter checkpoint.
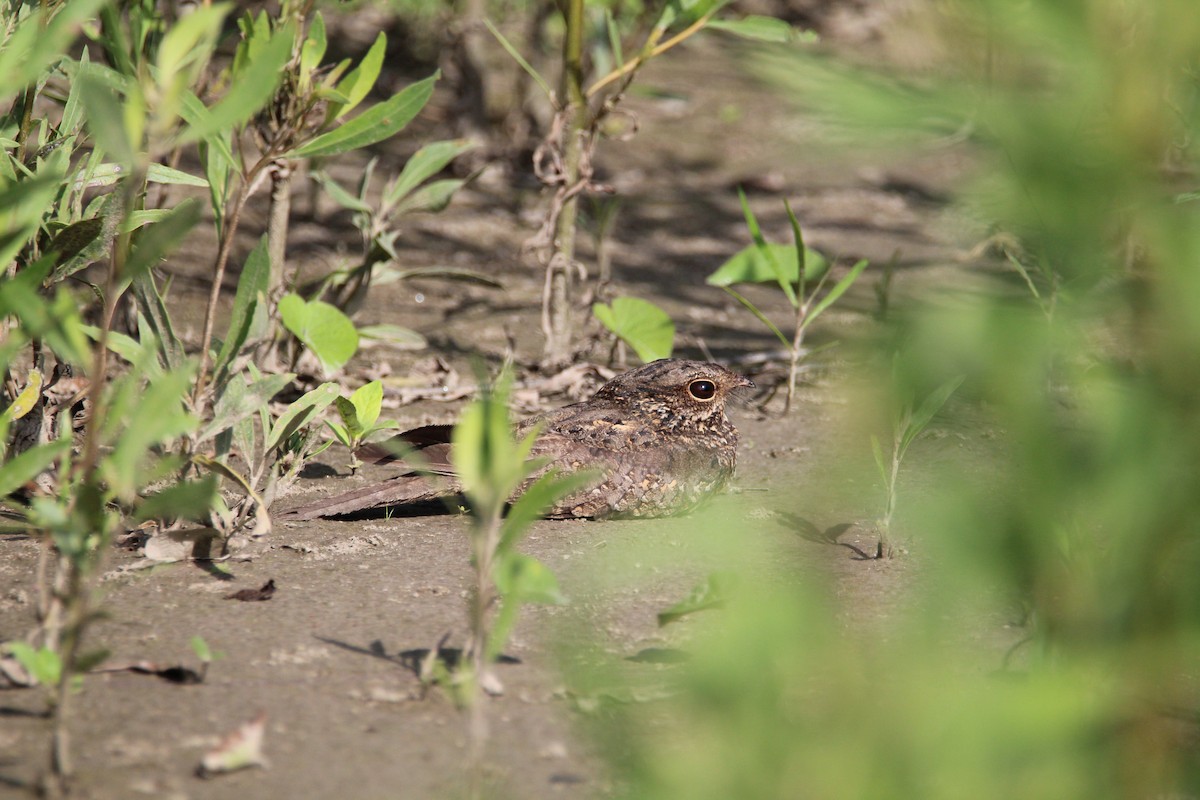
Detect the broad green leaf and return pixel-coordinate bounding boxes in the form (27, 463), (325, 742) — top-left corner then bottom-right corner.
(278, 294), (359, 372)
(0, 440), (70, 497)
(214, 236), (271, 380)
(178, 24), (292, 144)
(122, 198), (202, 283)
(334, 396), (362, 438)
(146, 163), (209, 187)
(385, 139), (475, 206)
(349, 380), (383, 429)
(265, 382), (339, 452)
(707, 16), (814, 43)
(706, 242), (829, 288)
(135, 475), (220, 522)
(593, 297), (675, 363)
(288, 72), (439, 159)
(330, 32), (386, 118)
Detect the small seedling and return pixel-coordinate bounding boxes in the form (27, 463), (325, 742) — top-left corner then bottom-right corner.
(871, 373), (963, 558)
(708, 190), (868, 412)
(326, 380), (400, 473)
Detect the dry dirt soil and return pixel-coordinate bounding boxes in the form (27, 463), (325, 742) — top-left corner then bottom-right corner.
(1, 8), (1018, 798)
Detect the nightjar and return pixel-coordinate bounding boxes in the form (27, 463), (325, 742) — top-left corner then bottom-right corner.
(278, 359), (753, 521)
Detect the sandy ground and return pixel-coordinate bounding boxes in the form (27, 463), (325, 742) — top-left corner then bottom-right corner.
(0, 9), (1017, 797)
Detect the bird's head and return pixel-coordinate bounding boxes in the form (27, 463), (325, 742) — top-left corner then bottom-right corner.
(594, 359), (755, 429)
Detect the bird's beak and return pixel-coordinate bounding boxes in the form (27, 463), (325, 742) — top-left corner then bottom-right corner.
(737, 374), (755, 389)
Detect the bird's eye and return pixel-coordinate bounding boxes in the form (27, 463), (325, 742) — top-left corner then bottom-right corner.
(688, 380), (717, 400)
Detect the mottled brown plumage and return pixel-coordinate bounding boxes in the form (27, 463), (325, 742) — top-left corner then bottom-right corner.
(278, 359), (753, 521)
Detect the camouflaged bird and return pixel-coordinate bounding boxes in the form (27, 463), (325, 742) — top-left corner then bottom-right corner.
(278, 359), (753, 521)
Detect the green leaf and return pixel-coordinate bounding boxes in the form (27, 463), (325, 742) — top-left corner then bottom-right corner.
(278, 294), (359, 372)
(121, 198), (202, 283)
(191, 635), (214, 663)
(494, 552), (564, 605)
(0, 440), (70, 498)
(807, 258), (869, 325)
(334, 396), (362, 438)
(135, 475), (220, 523)
(200, 372), (293, 444)
(299, 12), (327, 83)
(79, 71), (136, 165)
(899, 375), (964, 458)
(484, 18), (552, 99)
(265, 382), (340, 452)
(385, 139), (475, 206)
(870, 433), (889, 485)
(349, 380), (383, 430)
(501, 469), (597, 550)
(287, 72), (439, 159)
(707, 15), (813, 43)
(0, 369), (42, 423)
(311, 172), (372, 213)
(592, 297), (675, 363)
(214, 236), (271, 381)
(657, 572), (733, 626)
(6, 643), (62, 686)
(330, 32), (385, 118)
(102, 367), (198, 501)
(146, 163), (209, 187)
(131, 271), (184, 371)
(0, 0), (109, 97)
(325, 419), (351, 447)
(177, 24), (292, 144)
(394, 178), (469, 216)
(720, 286), (789, 347)
(707, 242), (829, 289)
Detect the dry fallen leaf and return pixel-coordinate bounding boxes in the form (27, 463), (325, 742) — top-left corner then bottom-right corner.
(197, 711), (268, 777)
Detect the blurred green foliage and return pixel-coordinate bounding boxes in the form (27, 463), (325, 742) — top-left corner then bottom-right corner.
(573, 1), (1200, 797)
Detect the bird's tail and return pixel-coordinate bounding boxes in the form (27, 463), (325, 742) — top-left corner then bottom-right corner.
(275, 474), (449, 521)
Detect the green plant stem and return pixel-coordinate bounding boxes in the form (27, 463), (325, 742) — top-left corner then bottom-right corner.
(193, 172), (259, 408)
(466, 514), (500, 800)
(785, 302), (807, 414)
(542, 0), (587, 369)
